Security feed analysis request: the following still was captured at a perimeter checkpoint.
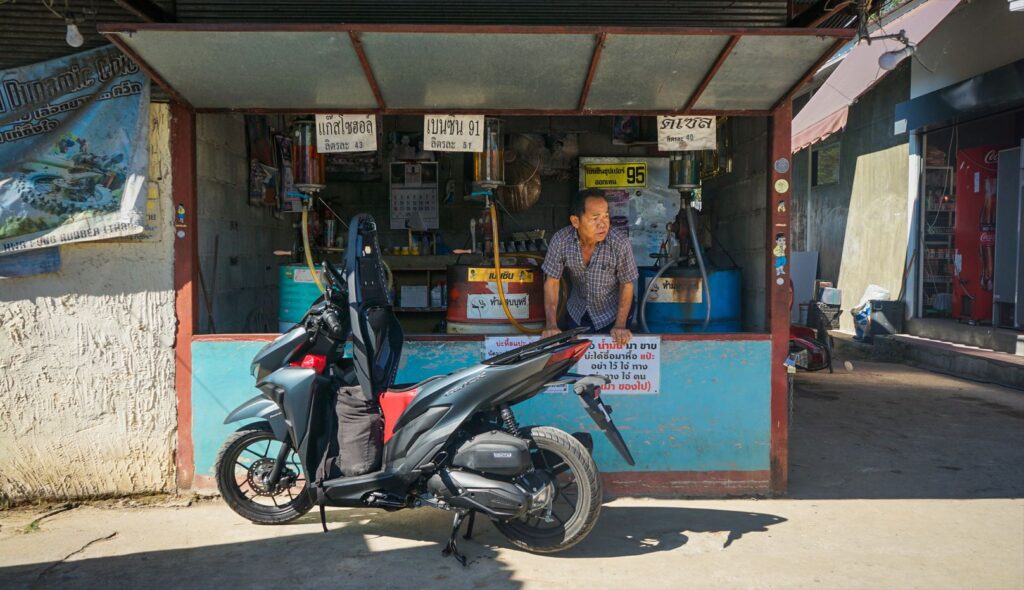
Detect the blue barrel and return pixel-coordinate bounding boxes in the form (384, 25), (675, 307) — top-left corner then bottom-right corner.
(279, 264), (323, 332)
(638, 265), (741, 333)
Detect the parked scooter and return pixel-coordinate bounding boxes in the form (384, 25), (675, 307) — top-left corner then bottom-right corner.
(215, 214), (634, 564)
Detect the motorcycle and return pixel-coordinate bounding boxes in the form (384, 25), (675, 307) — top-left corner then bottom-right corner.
(214, 214), (634, 564)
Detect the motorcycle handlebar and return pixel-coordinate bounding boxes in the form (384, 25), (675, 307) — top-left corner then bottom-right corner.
(321, 309), (346, 341)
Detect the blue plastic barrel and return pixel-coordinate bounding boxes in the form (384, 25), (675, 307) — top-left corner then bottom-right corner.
(279, 264), (323, 332)
(638, 265), (741, 333)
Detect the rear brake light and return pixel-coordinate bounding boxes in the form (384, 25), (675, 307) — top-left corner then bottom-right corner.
(289, 354), (327, 374)
(546, 341), (591, 366)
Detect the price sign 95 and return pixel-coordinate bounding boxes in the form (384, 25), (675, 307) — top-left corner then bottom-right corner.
(583, 162), (648, 189)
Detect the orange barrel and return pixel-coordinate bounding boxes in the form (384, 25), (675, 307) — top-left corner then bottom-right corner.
(446, 263), (545, 334)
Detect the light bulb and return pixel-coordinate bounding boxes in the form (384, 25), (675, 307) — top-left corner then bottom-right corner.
(878, 45), (914, 71)
(66, 22), (84, 48)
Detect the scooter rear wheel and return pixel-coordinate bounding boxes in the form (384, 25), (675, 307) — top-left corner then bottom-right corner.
(494, 426), (602, 553)
(215, 422), (314, 525)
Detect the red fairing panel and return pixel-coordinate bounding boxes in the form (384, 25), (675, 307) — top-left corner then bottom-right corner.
(379, 389), (418, 443)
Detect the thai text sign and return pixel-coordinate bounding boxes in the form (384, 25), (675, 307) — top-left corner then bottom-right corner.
(0, 46), (150, 254)
(314, 114), (376, 153)
(582, 162), (647, 189)
(484, 335), (661, 395)
(467, 267), (535, 283)
(657, 116), (716, 151)
(423, 115), (484, 152)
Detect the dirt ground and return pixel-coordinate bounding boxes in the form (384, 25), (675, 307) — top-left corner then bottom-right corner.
(1, 359), (1022, 590)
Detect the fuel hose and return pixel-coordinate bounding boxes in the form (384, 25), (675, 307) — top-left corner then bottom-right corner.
(638, 206), (712, 332)
(301, 201), (326, 294)
(489, 202), (542, 335)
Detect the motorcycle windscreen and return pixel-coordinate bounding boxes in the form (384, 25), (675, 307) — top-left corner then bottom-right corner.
(577, 392), (636, 466)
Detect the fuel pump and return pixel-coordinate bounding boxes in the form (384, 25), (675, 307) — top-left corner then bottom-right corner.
(639, 151), (713, 332)
(292, 119), (328, 294)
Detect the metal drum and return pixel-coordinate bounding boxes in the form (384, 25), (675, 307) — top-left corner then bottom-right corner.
(446, 263), (545, 334)
(639, 265), (741, 333)
(279, 264), (323, 332)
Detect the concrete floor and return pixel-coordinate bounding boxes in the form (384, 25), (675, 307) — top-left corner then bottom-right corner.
(1, 359), (1022, 590)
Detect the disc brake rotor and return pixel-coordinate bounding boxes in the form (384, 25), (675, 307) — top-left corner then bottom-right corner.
(244, 457), (297, 497)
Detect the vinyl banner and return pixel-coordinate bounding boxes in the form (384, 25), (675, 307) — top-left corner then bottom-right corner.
(0, 45), (150, 255)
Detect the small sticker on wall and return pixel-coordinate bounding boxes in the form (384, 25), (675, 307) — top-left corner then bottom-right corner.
(777, 277), (785, 285)
(176, 230), (185, 239)
(774, 179), (789, 194)
(774, 158), (790, 174)
(777, 200), (786, 213)
(773, 233), (787, 278)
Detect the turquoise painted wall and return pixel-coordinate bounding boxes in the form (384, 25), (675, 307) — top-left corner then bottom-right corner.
(192, 338), (770, 478)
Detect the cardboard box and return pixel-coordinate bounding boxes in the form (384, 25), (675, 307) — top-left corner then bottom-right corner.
(818, 287), (842, 305)
(400, 285), (429, 308)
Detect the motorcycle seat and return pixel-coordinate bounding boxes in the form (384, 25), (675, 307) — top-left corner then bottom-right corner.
(387, 375), (443, 393)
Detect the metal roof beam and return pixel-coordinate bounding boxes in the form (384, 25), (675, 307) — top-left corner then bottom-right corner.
(683, 34), (739, 113)
(349, 31), (386, 110)
(772, 37), (847, 111)
(113, 0), (173, 23)
(577, 32), (607, 113)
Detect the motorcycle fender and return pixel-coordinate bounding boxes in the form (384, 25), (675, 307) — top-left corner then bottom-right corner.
(224, 394), (288, 441)
(572, 375), (636, 466)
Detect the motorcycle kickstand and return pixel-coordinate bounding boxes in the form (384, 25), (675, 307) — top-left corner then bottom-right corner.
(441, 511), (470, 567)
(463, 511), (476, 540)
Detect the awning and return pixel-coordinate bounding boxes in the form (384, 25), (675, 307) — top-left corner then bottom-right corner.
(99, 24), (853, 115)
(791, 0), (958, 151)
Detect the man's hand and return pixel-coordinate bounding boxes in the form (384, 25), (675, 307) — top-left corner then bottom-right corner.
(542, 325), (561, 339)
(610, 326), (632, 346)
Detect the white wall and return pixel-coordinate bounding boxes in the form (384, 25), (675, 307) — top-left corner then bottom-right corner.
(912, 0), (1024, 98)
(0, 104), (177, 503)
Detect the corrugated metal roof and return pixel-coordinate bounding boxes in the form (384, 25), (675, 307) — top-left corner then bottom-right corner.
(0, 1), (174, 71)
(172, 0), (791, 27)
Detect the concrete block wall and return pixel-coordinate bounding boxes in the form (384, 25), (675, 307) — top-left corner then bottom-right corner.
(195, 114), (295, 334)
(0, 104), (177, 503)
(705, 117), (769, 332)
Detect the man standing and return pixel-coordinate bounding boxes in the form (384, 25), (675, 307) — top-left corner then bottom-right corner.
(542, 189), (638, 345)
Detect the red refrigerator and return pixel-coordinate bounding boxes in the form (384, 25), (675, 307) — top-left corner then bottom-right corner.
(953, 147), (1000, 323)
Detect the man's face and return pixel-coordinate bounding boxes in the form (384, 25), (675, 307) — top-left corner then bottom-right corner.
(571, 196), (610, 243)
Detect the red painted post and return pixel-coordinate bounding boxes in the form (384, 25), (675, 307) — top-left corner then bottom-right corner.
(768, 102), (793, 495)
(171, 102), (198, 491)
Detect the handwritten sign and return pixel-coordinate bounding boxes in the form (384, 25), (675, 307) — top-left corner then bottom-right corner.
(468, 293), (530, 319)
(644, 276), (703, 303)
(315, 114), (377, 153)
(423, 115), (484, 152)
(657, 116), (716, 151)
(483, 335), (661, 395)
(582, 162), (648, 189)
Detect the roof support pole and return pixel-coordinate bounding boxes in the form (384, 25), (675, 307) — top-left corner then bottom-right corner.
(171, 102), (198, 491)
(768, 102), (793, 495)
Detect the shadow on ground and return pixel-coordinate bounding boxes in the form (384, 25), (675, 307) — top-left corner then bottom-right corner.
(788, 358), (1024, 500)
(0, 505), (785, 589)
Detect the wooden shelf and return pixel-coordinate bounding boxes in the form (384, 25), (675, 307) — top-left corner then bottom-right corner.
(394, 307), (447, 313)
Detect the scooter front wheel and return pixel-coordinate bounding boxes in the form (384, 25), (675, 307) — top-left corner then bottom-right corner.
(494, 426), (602, 553)
(215, 422), (314, 525)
